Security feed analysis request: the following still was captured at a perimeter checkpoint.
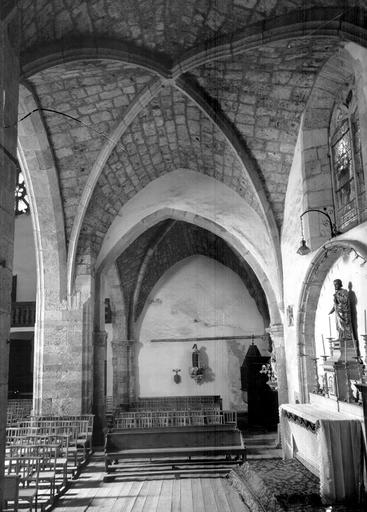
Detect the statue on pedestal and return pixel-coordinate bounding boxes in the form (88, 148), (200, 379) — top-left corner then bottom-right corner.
(329, 279), (360, 358)
(323, 279), (362, 401)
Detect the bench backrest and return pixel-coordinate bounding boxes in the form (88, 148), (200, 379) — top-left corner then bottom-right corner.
(106, 426), (243, 451)
(124, 395), (222, 411)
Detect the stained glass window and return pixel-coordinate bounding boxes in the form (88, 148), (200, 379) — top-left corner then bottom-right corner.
(15, 169), (30, 215)
(331, 119), (354, 211)
(330, 86), (365, 231)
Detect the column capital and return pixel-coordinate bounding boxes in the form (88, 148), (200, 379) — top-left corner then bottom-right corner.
(266, 323), (284, 341)
(94, 330), (107, 346)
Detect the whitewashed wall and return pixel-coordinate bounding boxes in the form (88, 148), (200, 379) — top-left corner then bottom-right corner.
(136, 255), (267, 410)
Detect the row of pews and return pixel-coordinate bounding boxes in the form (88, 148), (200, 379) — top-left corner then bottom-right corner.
(7, 399), (33, 425)
(114, 409), (237, 428)
(3, 408), (94, 512)
(125, 395), (223, 411)
(104, 395), (245, 474)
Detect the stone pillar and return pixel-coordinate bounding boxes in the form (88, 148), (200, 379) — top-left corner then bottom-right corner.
(267, 324), (289, 405)
(0, 6), (20, 505)
(127, 340), (137, 402)
(112, 340), (129, 406)
(93, 330), (107, 443)
(33, 259), (95, 416)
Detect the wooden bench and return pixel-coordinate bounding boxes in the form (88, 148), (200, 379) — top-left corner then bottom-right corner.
(104, 424), (246, 472)
(121, 395), (223, 412)
(113, 409), (237, 428)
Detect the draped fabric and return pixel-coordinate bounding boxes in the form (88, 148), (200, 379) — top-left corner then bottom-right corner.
(280, 404), (364, 504)
(318, 418), (362, 504)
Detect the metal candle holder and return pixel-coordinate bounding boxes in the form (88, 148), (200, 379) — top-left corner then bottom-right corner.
(320, 354), (329, 396)
(360, 334), (367, 381)
(312, 357), (321, 394)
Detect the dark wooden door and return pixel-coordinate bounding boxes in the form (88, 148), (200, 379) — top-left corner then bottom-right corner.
(247, 358), (278, 430)
(8, 338), (33, 398)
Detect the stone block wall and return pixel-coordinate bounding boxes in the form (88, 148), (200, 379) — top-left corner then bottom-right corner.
(0, 9), (19, 505)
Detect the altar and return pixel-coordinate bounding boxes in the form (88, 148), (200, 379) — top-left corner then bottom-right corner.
(280, 403), (364, 504)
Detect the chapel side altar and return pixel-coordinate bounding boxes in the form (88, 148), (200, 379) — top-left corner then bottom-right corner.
(280, 395), (364, 505)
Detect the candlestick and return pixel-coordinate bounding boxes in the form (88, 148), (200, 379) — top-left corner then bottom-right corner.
(361, 334), (367, 369)
(312, 357), (321, 394)
(321, 334), (326, 355)
(328, 316), (332, 338)
(345, 363), (350, 402)
(323, 373), (329, 396)
(334, 370), (339, 399)
(345, 338), (347, 363)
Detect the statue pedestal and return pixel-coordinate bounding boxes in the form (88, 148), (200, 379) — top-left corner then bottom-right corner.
(322, 336), (362, 402)
(324, 358), (362, 402)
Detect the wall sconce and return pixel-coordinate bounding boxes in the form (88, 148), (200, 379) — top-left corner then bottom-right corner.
(296, 209), (339, 255)
(173, 369), (181, 384)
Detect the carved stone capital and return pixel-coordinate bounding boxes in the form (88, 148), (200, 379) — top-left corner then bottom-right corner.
(94, 330), (107, 347)
(266, 323), (284, 346)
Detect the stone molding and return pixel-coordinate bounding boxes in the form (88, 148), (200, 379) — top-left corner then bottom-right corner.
(267, 323), (284, 345)
(21, 38), (172, 79)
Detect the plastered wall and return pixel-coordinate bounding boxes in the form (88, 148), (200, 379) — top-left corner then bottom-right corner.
(136, 255), (267, 410)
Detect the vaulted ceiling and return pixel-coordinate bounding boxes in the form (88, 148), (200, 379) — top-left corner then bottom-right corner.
(17, 0), (367, 305)
(116, 220), (270, 331)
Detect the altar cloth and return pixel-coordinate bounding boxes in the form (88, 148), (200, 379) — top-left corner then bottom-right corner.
(280, 403), (363, 504)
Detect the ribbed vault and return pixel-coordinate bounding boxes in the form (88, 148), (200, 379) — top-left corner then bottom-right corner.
(15, 0), (367, 306)
(79, 85), (260, 259)
(115, 220), (270, 335)
(19, 0), (363, 59)
(192, 37), (340, 225)
(26, 60), (156, 239)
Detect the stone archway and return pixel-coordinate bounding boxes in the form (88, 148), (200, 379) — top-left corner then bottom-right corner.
(297, 238), (367, 401)
(18, 84), (95, 415)
(17, 84), (69, 414)
(95, 170), (283, 326)
(91, 171), (287, 427)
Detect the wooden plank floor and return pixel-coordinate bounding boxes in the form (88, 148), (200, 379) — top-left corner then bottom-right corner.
(53, 454), (248, 512)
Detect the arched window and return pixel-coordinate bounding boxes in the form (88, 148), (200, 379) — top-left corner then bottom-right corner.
(15, 169), (30, 215)
(330, 84), (366, 232)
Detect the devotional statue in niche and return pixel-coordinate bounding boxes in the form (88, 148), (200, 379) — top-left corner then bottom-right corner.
(329, 278), (360, 358)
